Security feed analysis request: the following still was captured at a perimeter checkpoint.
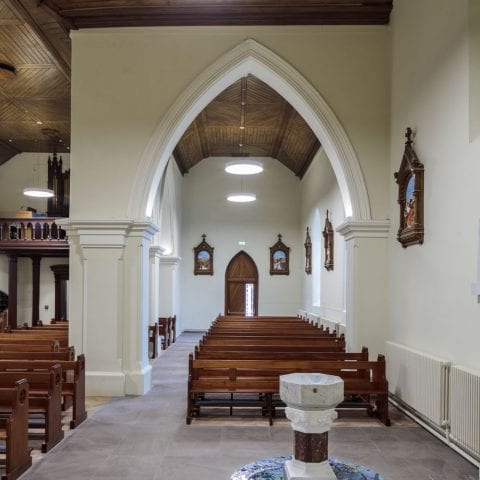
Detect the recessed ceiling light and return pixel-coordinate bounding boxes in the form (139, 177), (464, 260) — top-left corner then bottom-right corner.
(8, 139), (12, 143)
(227, 193), (256, 203)
(239, 126), (245, 130)
(225, 160), (263, 175)
(36, 121), (43, 125)
(0, 63), (16, 80)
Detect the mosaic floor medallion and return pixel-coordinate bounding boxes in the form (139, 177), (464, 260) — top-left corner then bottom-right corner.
(230, 456), (384, 480)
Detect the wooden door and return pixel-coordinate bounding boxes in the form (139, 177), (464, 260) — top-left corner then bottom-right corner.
(225, 251), (258, 316)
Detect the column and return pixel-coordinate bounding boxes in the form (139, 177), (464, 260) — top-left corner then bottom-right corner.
(61, 220), (158, 396)
(159, 255), (181, 317)
(7, 254), (17, 328)
(149, 246), (165, 325)
(31, 255), (41, 326)
(337, 220), (390, 358)
(50, 265), (69, 322)
(122, 222), (159, 394)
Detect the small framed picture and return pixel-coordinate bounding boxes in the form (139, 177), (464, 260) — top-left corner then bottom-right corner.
(304, 227), (312, 275)
(394, 128), (424, 248)
(323, 210), (334, 271)
(193, 234), (214, 275)
(270, 234), (290, 275)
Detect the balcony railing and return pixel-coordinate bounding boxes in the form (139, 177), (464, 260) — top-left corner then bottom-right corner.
(0, 218), (68, 251)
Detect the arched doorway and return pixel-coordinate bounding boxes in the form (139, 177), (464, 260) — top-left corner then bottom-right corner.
(225, 251), (258, 316)
(129, 39), (371, 221)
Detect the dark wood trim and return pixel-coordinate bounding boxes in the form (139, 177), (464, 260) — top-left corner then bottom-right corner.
(271, 103), (293, 160)
(31, 256), (41, 326)
(50, 264), (69, 322)
(41, 2), (393, 29)
(297, 139), (321, 179)
(7, 254), (17, 328)
(196, 111), (210, 159)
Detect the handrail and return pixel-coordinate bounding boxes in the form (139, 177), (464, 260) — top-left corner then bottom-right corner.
(0, 218), (68, 243)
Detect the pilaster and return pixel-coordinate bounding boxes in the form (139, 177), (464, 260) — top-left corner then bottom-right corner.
(159, 255), (181, 320)
(337, 220), (390, 357)
(59, 220), (159, 396)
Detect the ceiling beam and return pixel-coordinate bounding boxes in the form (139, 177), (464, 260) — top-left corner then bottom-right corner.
(37, 1), (393, 28)
(297, 139), (321, 179)
(271, 104), (294, 160)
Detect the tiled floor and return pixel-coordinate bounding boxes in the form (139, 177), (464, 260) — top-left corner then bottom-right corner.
(17, 333), (479, 480)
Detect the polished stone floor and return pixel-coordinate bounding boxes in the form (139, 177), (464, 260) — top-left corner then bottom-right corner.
(18, 333), (479, 480)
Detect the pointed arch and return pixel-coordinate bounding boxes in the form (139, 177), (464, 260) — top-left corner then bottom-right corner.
(225, 251), (259, 316)
(128, 39), (371, 221)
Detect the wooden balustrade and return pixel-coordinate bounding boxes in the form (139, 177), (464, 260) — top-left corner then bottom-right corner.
(0, 218), (68, 252)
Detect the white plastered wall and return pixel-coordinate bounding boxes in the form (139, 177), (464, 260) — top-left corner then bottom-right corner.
(0, 152), (70, 217)
(301, 149), (346, 325)
(389, 0), (480, 371)
(180, 157), (302, 330)
(66, 26), (392, 393)
(70, 26), (390, 221)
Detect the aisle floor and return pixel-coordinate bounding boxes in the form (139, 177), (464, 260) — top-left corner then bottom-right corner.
(19, 333), (479, 480)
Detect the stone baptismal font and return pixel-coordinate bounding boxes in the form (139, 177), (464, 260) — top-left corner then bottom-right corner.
(230, 373), (385, 480)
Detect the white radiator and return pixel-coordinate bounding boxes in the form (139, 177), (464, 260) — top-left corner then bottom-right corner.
(449, 365), (480, 459)
(386, 341), (450, 427)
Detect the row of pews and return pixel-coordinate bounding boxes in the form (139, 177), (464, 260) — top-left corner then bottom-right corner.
(187, 315), (390, 426)
(0, 320), (86, 480)
(149, 316), (177, 359)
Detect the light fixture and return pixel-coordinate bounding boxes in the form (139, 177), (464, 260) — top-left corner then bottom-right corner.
(227, 193), (256, 203)
(23, 148), (54, 198)
(0, 63), (16, 80)
(225, 160), (263, 175)
(23, 187), (54, 198)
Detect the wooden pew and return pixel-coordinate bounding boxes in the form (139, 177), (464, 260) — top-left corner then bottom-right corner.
(0, 333), (68, 348)
(0, 379), (32, 480)
(0, 349), (75, 361)
(0, 355), (87, 429)
(158, 317), (170, 349)
(0, 341), (61, 353)
(149, 323), (159, 359)
(0, 366), (64, 452)
(171, 315), (176, 343)
(195, 345), (369, 361)
(186, 355), (390, 426)
(200, 336), (345, 348)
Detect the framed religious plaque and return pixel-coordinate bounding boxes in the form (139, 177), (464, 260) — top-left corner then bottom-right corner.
(269, 234), (290, 275)
(394, 128), (424, 248)
(323, 210), (334, 271)
(304, 227), (312, 274)
(193, 234), (214, 275)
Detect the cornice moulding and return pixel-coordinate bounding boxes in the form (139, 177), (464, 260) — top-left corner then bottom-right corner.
(337, 220), (390, 240)
(159, 256), (182, 266)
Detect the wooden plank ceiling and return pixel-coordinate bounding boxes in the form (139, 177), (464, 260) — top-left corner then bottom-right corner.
(174, 75), (320, 178)
(0, 0), (71, 165)
(0, 0), (392, 166)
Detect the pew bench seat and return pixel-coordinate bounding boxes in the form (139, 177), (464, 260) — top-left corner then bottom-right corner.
(0, 380), (32, 480)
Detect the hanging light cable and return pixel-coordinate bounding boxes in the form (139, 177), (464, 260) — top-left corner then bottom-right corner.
(23, 145), (54, 198)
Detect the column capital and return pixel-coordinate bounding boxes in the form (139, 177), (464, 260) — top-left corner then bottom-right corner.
(58, 219), (159, 248)
(336, 219), (390, 240)
(149, 245), (167, 259)
(159, 255), (182, 266)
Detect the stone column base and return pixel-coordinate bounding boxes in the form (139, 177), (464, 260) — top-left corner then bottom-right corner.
(284, 458), (336, 480)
